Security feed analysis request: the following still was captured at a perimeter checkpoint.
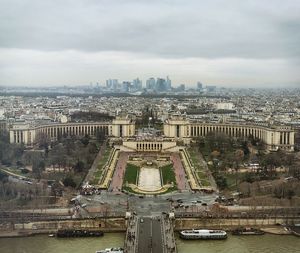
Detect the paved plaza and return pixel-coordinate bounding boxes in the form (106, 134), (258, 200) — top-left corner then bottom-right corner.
(109, 151), (191, 193)
(109, 152), (129, 191)
(138, 167), (162, 191)
(171, 153), (190, 191)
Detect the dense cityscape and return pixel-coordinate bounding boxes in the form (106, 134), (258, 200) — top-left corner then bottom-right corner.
(0, 85), (300, 252)
(1, 0), (300, 252)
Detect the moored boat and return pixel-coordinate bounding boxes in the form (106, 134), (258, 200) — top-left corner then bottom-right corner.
(96, 248), (124, 253)
(287, 225), (300, 237)
(56, 229), (104, 238)
(179, 229), (227, 240)
(232, 227), (265, 235)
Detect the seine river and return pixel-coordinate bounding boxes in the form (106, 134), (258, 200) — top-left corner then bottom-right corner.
(0, 233), (299, 253)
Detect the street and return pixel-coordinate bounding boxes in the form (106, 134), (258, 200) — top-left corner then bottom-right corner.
(137, 217), (164, 253)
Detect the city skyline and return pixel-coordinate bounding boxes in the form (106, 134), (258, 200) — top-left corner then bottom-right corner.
(0, 0), (299, 88)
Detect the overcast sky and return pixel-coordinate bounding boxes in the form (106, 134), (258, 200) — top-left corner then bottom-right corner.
(0, 0), (299, 88)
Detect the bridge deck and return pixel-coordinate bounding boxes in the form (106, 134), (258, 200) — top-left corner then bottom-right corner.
(124, 215), (177, 253)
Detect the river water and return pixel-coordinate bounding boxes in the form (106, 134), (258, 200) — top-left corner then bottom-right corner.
(0, 233), (299, 253)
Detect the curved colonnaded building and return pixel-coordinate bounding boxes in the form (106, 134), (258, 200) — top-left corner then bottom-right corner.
(9, 115), (295, 151)
(9, 117), (135, 146)
(164, 115), (295, 151)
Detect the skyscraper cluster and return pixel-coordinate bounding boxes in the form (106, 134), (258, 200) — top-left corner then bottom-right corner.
(105, 78), (142, 92)
(145, 76), (172, 92)
(99, 77), (207, 93)
(104, 76), (173, 93)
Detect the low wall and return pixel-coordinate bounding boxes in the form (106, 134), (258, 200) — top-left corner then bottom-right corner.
(13, 217), (127, 232)
(174, 217), (300, 230)
(3, 216), (300, 238)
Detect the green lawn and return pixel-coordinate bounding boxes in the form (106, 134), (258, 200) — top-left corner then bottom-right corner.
(92, 147), (112, 184)
(196, 171), (207, 181)
(197, 171), (205, 177)
(92, 168), (102, 184)
(224, 172), (245, 191)
(122, 163), (177, 194)
(189, 149), (199, 166)
(188, 148), (212, 187)
(189, 148), (205, 171)
(1, 167), (27, 177)
(160, 164), (178, 192)
(200, 179), (211, 187)
(161, 164), (176, 185)
(97, 147), (112, 170)
(123, 163), (139, 185)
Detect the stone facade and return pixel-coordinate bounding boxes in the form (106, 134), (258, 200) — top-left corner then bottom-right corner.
(9, 115), (296, 152)
(0, 120), (6, 132)
(122, 139), (177, 152)
(164, 115), (295, 151)
(9, 117), (135, 145)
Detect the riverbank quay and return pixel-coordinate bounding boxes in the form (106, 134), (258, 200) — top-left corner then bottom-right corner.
(1, 216), (300, 238)
(261, 227), (291, 235)
(174, 217), (300, 231)
(0, 217), (127, 238)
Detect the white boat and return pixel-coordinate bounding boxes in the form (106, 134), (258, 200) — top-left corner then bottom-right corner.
(95, 248), (124, 253)
(180, 229), (227, 240)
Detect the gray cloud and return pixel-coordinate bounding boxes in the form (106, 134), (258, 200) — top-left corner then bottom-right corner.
(0, 49), (299, 87)
(1, 0), (299, 58)
(0, 0), (299, 87)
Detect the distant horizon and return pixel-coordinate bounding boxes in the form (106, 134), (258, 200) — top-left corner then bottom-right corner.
(0, 1), (299, 87)
(0, 82), (299, 90)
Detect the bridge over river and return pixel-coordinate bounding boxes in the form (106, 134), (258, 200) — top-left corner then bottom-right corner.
(124, 215), (177, 253)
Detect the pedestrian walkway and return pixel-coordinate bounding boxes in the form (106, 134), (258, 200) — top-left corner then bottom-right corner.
(124, 216), (138, 253)
(109, 152), (129, 191)
(162, 215), (177, 253)
(171, 153), (190, 191)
